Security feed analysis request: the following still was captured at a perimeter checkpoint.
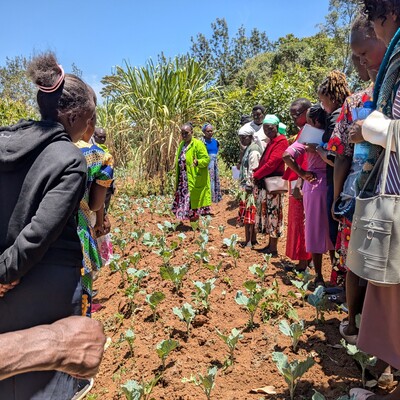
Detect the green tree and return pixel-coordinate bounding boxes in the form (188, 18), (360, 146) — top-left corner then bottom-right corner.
(318, 0), (361, 74)
(191, 18), (270, 86)
(0, 56), (36, 106)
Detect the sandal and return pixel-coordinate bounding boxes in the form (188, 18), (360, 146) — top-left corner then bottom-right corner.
(339, 320), (357, 345)
(326, 292), (346, 305)
(349, 388), (375, 399)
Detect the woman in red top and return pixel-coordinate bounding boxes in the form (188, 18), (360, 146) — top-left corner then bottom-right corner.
(253, 115), (289, 255)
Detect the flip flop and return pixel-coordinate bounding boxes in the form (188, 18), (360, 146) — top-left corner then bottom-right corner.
(349, 388), (375, 399)
(339, 320), (357, 345)
(72, 378), (94, 400)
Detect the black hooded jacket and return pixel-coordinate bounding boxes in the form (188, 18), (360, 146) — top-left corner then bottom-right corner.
(0, 120), (87, 284)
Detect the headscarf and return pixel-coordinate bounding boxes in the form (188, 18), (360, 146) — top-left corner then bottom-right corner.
(278, 122), (287, 135)
(202, 123), (213, 133)
(238, 124), (255, 136)
(262, 114), (280, 125)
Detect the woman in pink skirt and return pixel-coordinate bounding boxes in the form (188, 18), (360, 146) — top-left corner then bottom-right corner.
(283, 105), (334, 286)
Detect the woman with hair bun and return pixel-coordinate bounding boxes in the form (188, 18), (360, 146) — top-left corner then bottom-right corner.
(0, 52), (96, 399)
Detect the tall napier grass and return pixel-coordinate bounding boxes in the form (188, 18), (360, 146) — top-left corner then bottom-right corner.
(100, 56), (224, 182)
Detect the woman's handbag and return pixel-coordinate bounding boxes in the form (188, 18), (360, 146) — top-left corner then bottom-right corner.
(347, 120), (400, 286)
(263, 175), (288, 195)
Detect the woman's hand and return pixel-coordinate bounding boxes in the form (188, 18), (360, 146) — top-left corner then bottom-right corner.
(305, 143), (318, 153)
(192, 158), (198, 167)
(300, 170), (317, 183)
(0, 279), (20, 298)
(349, 121), (364, 143)
(292, 186), (303, 200)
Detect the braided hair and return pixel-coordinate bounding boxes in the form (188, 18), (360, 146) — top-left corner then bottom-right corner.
(317, 70), (351, 107)
(27, 52), (94, 120)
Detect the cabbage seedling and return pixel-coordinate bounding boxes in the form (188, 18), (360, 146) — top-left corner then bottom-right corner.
(218, 225), (225, 237)
(272, 351), (315, 400)
(307, 286), (328, 323)
(223, 234), (240, 268)
(192, 278), (216, 311)
(120, 328), (135, 358)
(182, 365), (218, 400)
(204, 261), (223, 277)
(235, 287), (265, 329)
(160, 264), (189, 292)
(121, 375), (161, 400)
(156, 339), (180, 370)
(127, 267), (148, 287)
(279, 319), (305, 352)
(146, 291), (166, 322)
(249, 264), (267, 282)
(341, 339), (377, 387)
(173, 302), (196, 335)
(215, 328), (243, 367)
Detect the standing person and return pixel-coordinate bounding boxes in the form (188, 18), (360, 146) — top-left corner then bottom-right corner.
(283, 105), (333, 287)
(253, 115), (289, 256)
(202, 123), (222, 203)
(172, 123), (211, 221)
(282, 98), (312, 270)
(327, 14), (387, 340)
(317, 70), (352, 268)
(76, 119), (114, 317)
(347, 2), (400, 398)
(237, 125), (262, 247)
(0, 52), (96, 399)
(92, 127), (115, 212)
(241, 105), (268, 151)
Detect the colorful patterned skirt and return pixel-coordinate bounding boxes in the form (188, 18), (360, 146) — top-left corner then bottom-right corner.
(172, 151), (210, 220)
(256, 188), (284, 238)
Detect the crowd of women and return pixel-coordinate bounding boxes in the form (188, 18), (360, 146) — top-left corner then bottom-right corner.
(172, 2), (400, 398)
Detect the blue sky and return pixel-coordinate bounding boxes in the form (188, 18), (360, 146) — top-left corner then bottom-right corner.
(0, 1), (329, 97)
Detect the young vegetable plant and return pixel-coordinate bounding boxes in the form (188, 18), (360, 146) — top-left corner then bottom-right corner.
(121, 376), (161, 400)
(215, 328), (244, 368)
(154, 237), (178, 266)
(307, 286), (328, 323)
(172, 302), (196, 335)
(157, 220), (179, 235)
(272, 351), (315, 400)
(289, 269), (314, 307)
(204, 261), (223, 277)
(130, 228), (145, 246)
(120, 328), (135, 358)
(235, 283), (265, 329)
(142, 232), (159, 248)
(249, 264), (267, 282)
(190, 220), (200, 237)
(182, 366), (218, 400)
(160, 264), (189, 292)
(218, 225), (225, 237)
(145, 291), (166, 322)
(223, 234), (240, 268)
(279, 319), (305, 352)
(156, 339), (180, 370)
(341, 339), (377, 387)
(260, 279), (292, 321)
(192, 278), (216, 311)
(194, 232), (209, 267)
(127, 267), (148, 288)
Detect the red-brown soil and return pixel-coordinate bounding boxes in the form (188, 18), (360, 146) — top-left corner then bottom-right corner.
(90, 186), (390, 400)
